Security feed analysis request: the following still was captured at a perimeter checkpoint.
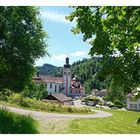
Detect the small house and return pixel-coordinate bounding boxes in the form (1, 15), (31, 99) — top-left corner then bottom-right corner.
(126, 93), (140, 111)
(42, 93), (72, 105)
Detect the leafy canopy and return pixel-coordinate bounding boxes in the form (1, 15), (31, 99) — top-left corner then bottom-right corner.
(0, 7), (48, 92)
(66, 6), (140, 92)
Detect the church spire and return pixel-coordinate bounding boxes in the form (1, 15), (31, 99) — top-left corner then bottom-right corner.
(64, 56), (70, 68)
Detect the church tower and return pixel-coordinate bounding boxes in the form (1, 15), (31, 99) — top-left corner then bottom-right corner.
(63, 57), (71, 96)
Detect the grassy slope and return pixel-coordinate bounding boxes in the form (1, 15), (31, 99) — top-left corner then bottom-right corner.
(66, 109), (140, 134)
(0, 108), (38, 134)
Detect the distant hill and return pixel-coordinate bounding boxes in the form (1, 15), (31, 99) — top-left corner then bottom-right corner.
(36, 63), (63, 77)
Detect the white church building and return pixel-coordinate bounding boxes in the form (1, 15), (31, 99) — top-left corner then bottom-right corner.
(33, 57), (85, 97)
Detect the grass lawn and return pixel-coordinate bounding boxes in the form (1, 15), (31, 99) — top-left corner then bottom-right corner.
(66, 109), (140, 134)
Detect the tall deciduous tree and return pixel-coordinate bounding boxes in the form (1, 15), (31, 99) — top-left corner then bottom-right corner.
(0, 6), (48, 92)
(66, 6), (140, 93)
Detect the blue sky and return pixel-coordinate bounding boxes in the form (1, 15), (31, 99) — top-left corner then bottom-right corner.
(35, 6), (91, 67)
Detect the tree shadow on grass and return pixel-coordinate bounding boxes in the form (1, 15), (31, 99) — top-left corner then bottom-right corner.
(0, 108), (38, 134)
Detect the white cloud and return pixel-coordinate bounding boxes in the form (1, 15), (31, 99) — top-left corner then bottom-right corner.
(40, 10), (73, 24)
(52, 54), (67, 61)
(70, 51), (87, 57)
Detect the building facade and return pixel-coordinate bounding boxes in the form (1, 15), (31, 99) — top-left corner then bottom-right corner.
(33, 57), (85, 97)
(126, 93), (140, 111)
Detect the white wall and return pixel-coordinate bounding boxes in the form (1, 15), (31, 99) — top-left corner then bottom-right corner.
(126, 98), (140, 111)
(46, 82), (62, 94)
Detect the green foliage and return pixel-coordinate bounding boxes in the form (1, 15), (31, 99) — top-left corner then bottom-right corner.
(0, 108), (38, 134)
(7, 93), (92, 114)
(113, 99), (123, 108)
(0, 89), (14, 102)
(37, 64), (63, 77)
(84, 96), (100, 102)
(22, 82), (48, 100)
(106, 80), (125, 103)
(67, 6), (140, 93)
(71, 57), (111, 94)
(0, 6), (48, 92)
(137, 117), (140, 125)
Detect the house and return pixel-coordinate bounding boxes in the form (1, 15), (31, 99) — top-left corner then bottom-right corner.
(42, 93), (72, 105)
(126, 93), (140, 111)
(33, 57), (85, 97)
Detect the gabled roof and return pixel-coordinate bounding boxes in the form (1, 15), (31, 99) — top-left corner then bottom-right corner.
(126, 93), (134, 98)
(45, 93), (70, 102)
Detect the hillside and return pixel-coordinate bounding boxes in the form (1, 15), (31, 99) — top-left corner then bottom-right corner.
(36, 63), (63, 77)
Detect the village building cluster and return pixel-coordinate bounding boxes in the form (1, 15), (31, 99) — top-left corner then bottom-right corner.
(33, 57), (85, 98)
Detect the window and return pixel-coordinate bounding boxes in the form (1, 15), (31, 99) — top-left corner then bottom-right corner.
(130, 104), (133, 108)
(64, 72), (66, 75)
(55, 85), (57, 92)
(79, 90), (80, 94)
(50, 83), (52, 88)
(134, 104), (137, 108)
(75, 90), (77, 94)
(59, 85), (61, 92)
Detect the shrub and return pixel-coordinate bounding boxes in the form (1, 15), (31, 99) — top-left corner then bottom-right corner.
(113, 99), (123, 108)
(8, 94), (22, 105)
(84, 96), (100, 103)
(0, 108), (38, 134)
(67, 107), (73, 113)
(0, 89), (14, 102)
(22, 82), (48, 100)
(6, 93), (92, 114)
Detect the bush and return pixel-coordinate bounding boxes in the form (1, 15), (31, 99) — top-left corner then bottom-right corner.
(67, 107), (73, 113)
(113, 99), (123, 108)
(6, 93), (92, 114)
(0, 89), (14, 102)
(0, 108), (38, 134)
(22, 82), (48, 100)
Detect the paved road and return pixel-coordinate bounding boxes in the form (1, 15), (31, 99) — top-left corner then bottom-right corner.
(0, 105), (112, 121)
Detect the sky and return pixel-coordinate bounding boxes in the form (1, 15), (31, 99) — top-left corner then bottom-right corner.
(35, 6), (91, 67)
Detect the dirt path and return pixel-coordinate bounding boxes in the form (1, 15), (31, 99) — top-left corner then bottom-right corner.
(0, 105), (113, 133)
(0, 105), (112, 121)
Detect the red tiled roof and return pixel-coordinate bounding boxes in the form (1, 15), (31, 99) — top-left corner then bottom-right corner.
(34, 75), (62, 83)
(33, 77), (43, 83)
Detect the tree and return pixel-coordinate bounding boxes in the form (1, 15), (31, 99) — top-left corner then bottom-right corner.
(66, 6), (140, 93)
(106, 79), (125, 103)
(22, 82), (48, 100)
(0, 7), (48, 92)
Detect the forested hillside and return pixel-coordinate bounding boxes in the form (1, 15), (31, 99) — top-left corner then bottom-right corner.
(71, 57), (111, 94)
(36, 64), (63, 77)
